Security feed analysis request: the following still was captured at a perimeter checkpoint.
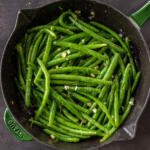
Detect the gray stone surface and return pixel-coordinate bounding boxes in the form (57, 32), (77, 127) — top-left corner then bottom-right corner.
(0, 0), (150, 149)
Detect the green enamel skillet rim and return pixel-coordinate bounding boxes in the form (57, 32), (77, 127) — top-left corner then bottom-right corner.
(1, 0), (150, 146)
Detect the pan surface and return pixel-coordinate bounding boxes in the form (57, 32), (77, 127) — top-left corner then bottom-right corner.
(1, 0), (150, 149)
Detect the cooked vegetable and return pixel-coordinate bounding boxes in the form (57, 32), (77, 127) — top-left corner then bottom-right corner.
(16, 10), (140, 143)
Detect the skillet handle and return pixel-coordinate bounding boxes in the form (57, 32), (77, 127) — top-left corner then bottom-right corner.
(131, 1), (150, 27)
(4, 108), (32, 141)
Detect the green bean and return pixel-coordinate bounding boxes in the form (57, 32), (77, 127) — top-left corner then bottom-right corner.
(85, 86), (109, 115)
(114, 77), (120, 127)
(62, 32), (88, 42)
(35, 59), (50, 119)
(39, 28), (56, 39)
(86, 43), (107, 49)
(54, 120), (89, 138)
(54, 86), (101, 95)
(88, 59), (102, 68)
(98, 112), (106, 125)
(79, 92), (115, 127)
(34, 35), (52, 84)
(101, 98), (134, 142)
(121, 98), (134, 123)
(101, 93), (111, 125)
(44, 129), (80, 142)
(55, 116), (101, 135)
(70, 92), (90, 103)
(81, 47), (108, 68)
(110, 49), (125, 75)
(50, 74), (112, 86)
(49, 47), (64, 59)
(54, 37), (90, 60)
(90, 21), (127, 50)
(50, 80), (96, 86)
(53, 126), (88, 139)
(49, 66), (100, 75)
(119, 64), (131, 108)
(103, 53), (119, 80)
(17, 59), (25, 90)
(58, 11), (78, 30)
(39, 117), (89, 139)
(131, 72), (141, 94)
(118, 54), (125, 75)
(60, 61), (68, 67)
(70, 17), (125, 53)
(124, 80), (131, 111)
(47, 52), (83, 67)
(78, 19), (99, 32)
(51, 88), (83, 120)
(82, 113), (108, 132)
(108, 84), (115, 114)
(62, 108), (79, 123)
(54, 41), (108, 60)
(125, 37), (130, 48)
(82, 57), (97, 67)
(93, 89), (111, 127)
(56, 113), (70, 121)
(25, 33), (35, 62)
(53, 48), (75, 59)
(25, 34), (43, 107)
(56, 123), (99, 136)
(99, 47), (108, 54)
(32, 90), (42, 106)
(100, 127), (116, 142)
(66, 100), (89, 113)
(27, 19), (58, 33)
(48, 100), (57, 126)
(38, 34), (47, 51)
(16, 43), (26, 78)
(52, 26), (74, 35)
(87, 108), (101, 128)
(97, 65), (109, 79)
(27, 25), (46, 33)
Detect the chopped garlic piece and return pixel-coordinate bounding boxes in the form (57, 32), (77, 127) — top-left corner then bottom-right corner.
(75, 10), (81, 15)
(90, 11), (95, 16)
(64, 85), (70, 90)
(75, 85), (78, 91)
(90, 73), (95, 77)
(66, 50), (71, 55)
(129, 100), (134, 105)
(50, 135), (55, 139)
(61, 52), (67, 58)
(92, 108), (97, 113)
(81, 39), (85, 43)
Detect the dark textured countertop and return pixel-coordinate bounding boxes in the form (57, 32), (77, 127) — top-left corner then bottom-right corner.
(0, 0), (150, 150)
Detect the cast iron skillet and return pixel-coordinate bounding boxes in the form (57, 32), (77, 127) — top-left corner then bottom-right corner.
(1, 0), (150, 149)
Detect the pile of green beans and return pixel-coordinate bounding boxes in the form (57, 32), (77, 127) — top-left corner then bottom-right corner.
(16, 10), (140, 143)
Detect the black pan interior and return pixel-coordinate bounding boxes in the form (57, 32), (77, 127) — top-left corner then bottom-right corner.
(1, 0), (150, 150)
